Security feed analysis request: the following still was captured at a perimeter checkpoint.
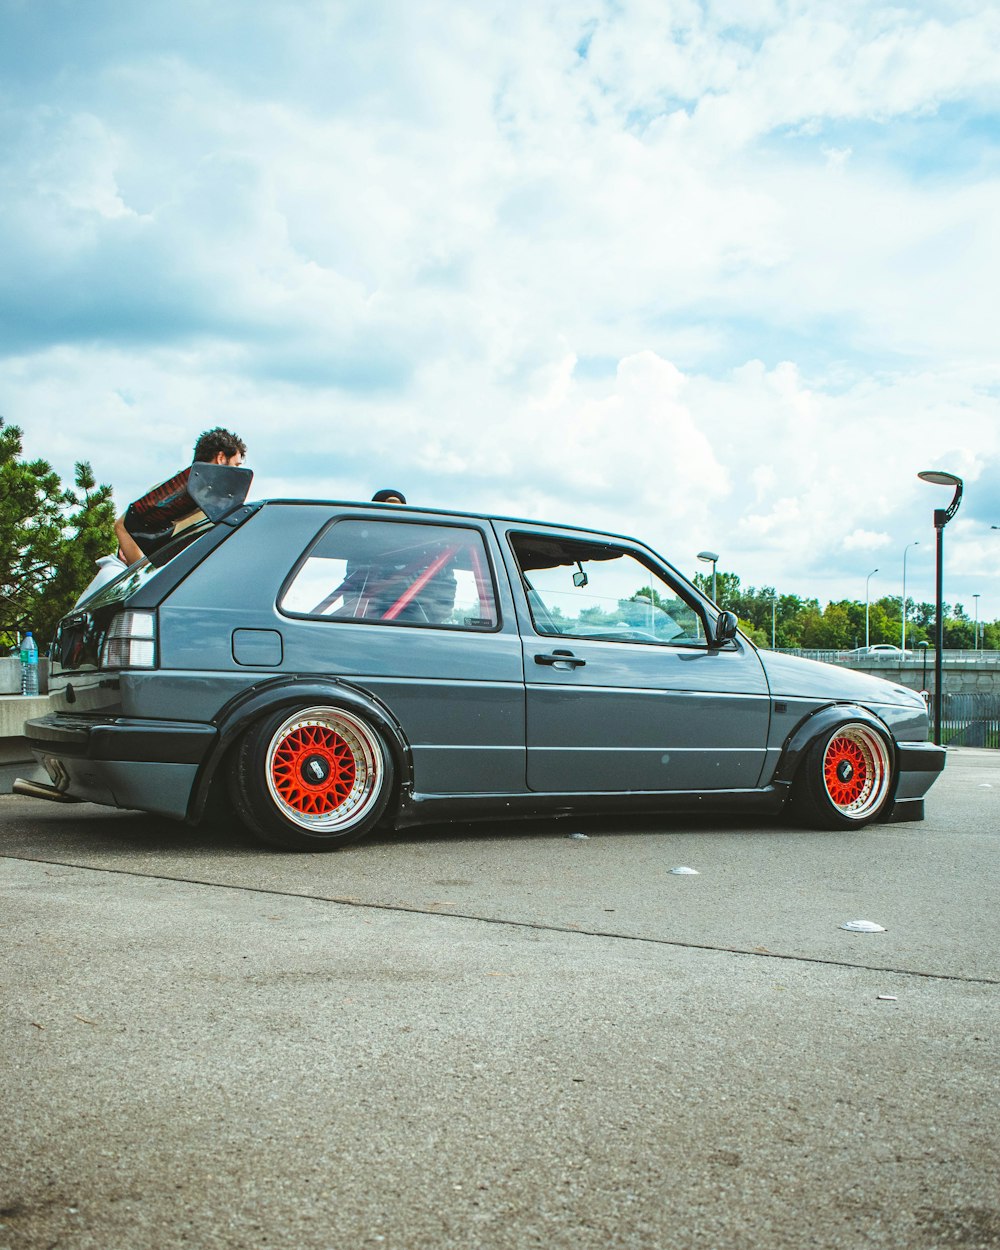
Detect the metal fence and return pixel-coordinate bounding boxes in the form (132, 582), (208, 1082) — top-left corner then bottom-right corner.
(941, 693), (1000, 749)
(776, 649), (1000, 666)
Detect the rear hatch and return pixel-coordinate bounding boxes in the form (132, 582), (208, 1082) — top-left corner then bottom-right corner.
(49, 508), (257, 712)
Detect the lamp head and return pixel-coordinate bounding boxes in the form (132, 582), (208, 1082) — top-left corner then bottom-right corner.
(697, 550), (719, 564)
(918, 469), (963, 526)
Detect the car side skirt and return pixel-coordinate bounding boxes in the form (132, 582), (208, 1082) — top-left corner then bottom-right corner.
(394, 786), (788, 827)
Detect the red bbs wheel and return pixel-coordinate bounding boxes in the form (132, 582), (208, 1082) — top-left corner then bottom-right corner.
(229, 705), (395, 850)
(792, 721), (895, 829)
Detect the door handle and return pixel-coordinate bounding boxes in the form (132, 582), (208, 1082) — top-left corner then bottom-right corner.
(535, 650), (586, 668)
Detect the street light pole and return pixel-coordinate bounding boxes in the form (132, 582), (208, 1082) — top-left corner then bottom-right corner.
(918, 470), (964, 746)
(865, 567), (878, 649)
(901, 541), (918, 653)
(771, 596), (777, 650)
(697, 551), (719, 604)
(973, 593), (980, 653)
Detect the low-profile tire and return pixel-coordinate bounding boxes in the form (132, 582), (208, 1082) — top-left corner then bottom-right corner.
(791, 721), (895, 830)
(228, 704), (395, 850)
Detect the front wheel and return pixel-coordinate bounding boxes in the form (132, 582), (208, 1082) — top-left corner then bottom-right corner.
(229, 705), (395, 850)
(791, 721), (895, 829)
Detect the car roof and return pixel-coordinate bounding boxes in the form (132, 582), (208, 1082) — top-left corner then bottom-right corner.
(261, 497), (646, 548)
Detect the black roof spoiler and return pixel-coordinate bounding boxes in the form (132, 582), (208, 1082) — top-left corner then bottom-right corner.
(123, 463), (254, 557)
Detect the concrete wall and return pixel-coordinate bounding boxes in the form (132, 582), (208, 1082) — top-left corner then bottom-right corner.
(844, 659), (1000, 696)
(0, 655), (49, 695)
(0, 692), (52, 765)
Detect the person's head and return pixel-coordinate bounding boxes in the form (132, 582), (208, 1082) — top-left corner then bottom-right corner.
(372, 488), (406, 504)
(193, 427), (247, 466)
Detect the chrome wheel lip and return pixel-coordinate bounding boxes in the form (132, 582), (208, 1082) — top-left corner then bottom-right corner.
(264, 706), (383, 832)
(822, 725), (890, 820)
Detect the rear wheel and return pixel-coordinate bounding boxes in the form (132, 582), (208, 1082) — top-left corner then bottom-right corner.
(229, 705), (395, 850)
(791, 721), (895, 829)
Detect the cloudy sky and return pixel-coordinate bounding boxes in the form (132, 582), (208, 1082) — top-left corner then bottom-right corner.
(2, 0), (999, 622)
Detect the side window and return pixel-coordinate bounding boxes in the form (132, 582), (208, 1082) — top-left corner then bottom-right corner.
(281, 520), (498, 631)
(510, 533), (707, 647)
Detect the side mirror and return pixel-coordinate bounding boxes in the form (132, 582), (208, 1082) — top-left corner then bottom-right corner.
(711, 610), (738, 647)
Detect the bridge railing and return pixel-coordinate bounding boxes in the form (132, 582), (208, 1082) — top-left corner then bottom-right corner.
(774, 649), (1000, 665)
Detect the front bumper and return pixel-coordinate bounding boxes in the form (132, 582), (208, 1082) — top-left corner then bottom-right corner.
(889, 740), (947, 821)
(25, 712), (215, 820)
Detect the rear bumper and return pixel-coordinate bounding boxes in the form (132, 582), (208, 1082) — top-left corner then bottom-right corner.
(25, 713), (215, 820)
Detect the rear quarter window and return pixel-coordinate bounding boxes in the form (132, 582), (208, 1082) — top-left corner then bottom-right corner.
(280, 519), (499, 631)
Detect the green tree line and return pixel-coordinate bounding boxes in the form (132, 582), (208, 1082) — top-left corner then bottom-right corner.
(693, 570), (999, 651)
(1, 417), (117, 650)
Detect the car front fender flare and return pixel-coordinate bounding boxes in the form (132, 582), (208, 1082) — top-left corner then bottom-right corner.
(770, 703), (897, 795)
(186, 676), (413, 824)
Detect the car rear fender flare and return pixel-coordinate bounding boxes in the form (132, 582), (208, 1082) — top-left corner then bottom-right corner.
(770, 703), (895, 794)
(187, 678), (412, 823)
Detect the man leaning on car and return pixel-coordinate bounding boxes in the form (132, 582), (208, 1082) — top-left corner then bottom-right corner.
(113, 427), (247, 566)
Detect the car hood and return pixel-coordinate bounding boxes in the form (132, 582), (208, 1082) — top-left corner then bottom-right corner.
(757, 648), (924, 709)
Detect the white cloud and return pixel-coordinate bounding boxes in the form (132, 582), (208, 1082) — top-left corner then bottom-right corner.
(2, 0), (1000, 616)
(843, 529), (892, 552)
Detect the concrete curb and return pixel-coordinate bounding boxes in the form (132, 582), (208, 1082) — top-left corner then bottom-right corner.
(0, 693), (53, 765)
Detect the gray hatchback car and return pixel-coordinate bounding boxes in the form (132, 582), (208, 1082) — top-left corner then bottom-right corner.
(22, 494), (945, 850)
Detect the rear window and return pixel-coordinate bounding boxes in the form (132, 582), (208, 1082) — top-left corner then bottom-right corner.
(280, 519), (499, 631)
(77, 520), (217, 613)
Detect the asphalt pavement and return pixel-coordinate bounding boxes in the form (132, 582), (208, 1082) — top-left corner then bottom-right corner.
(1, 749), (998, 1250)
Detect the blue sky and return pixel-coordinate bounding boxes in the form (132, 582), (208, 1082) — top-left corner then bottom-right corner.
(2, 0), (1000, 623)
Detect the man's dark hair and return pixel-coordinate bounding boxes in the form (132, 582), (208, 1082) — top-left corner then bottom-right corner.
(193, 427), (247, 462)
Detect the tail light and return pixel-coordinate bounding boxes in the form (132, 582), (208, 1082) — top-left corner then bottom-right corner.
(101, 611), (157, 669)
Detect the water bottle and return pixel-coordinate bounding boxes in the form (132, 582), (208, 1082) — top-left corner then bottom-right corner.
(20, 631), (39, 696)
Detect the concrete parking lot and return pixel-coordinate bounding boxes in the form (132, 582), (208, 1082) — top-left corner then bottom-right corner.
(2, 750), (998, 1250)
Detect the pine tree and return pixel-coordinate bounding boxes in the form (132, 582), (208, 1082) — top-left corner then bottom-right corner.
(0, 417), (117, 650)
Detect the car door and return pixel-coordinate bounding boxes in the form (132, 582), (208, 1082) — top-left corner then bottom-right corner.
(495, 523), (771, 794)
(261, 507), (525, 796)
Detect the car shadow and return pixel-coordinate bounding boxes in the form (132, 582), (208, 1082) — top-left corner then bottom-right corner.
(2, 795), (252, 855)
(4, 793), (795, 860)
(365, 810), (788, 849)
